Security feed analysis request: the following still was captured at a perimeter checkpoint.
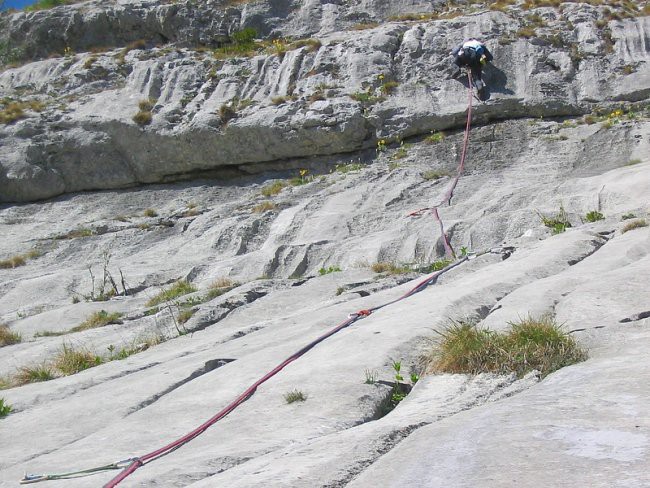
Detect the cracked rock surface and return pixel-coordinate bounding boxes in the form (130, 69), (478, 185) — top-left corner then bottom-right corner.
(0, 1), (649, 487)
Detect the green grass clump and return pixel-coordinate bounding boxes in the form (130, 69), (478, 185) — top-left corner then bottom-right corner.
(0, 398), (11, 418)
(284, 389), (307, 404)
(335, 162), (364, 174)
(71, 310), (123, 332)
(146, 280), (197, 307)
(260, 181), (287, 197)
(422, 170), (449, 181)
(14, 364), (55, 385)
(54, 344), (103, 375)
(585, 210), (604, 223)
(143, 208), (158, 217)
(371, 262), (410, 275)
(538, 205), (572, 234)
(24, 0), (78, 11)
(0, 325), (21, 347)
(426, 316), (587, 378)
(420, 259), (453, 273)
(621, 218), (647, 234)
(55, 228), (94, 239)
(425, 131), (445, 144)
(177, 309), (196, 324)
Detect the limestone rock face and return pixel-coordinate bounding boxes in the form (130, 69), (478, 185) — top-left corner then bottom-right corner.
(0, 2), (649, 488)
(1, 1), (649, 202)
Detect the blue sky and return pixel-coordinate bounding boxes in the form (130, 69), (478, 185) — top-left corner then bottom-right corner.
(1, 0), (40, 10)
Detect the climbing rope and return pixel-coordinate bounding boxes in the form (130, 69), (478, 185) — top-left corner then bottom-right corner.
(409, 69), (475, 257)
(21, 69), (487, 487)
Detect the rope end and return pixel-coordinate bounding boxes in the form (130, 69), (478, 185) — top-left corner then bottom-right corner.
(20, 474), (49, 484)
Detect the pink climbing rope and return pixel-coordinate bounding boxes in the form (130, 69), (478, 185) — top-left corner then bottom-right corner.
(409, 69), (475, 257)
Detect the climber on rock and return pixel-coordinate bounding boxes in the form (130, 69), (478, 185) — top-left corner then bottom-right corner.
(450, 38), (493, 98)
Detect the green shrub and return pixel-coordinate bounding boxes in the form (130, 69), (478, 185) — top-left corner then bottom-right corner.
(426, 316), (587, 378)
(380, 81), (399, 95)
(146, 280), (197, 307)
(143, 208), (158, 217)
(0, 325), (21, 347)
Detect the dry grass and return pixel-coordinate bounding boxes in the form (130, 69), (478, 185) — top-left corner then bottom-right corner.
(177, 309), (196, 324)
(71, 310), (123, 332)
(0, 325), (21, 347)
(14, 364), (55, 385)
(53, 344), (103, 375)
(350, 22), (379, 30)
(621, 218), (647, 234)
(425, 316), (587, 378)
(143, 208), (158, 217)
(370, 262), (411, 275)
(260, 181), (287, 197)
(146, 280), (197, 307)
(133, 110), (153, 126)
(205, 278), (237, 300)
(252, 201), (277, 213)
(0, 99), (45, 124)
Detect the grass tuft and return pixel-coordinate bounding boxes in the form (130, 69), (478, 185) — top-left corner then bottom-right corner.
(585, 210), (604, 223)
(14, 363), (55, 385)
(0, 325), (21, 347)
(146, 280), (197, 307)
(621, 218), (647, 234)
(0, 398), (11, 417)
(538, 205), (572, 234)
(260, 181), (287, 197)
(284, 389), (307, 404)
(371, 262), (410, 275)
(71, 310), (123, 332)
(53, 344), (103, 375)
(426, 316), (587, 378)
(252, 201), (277, 213)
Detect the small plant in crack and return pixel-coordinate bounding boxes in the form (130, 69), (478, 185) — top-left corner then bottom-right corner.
(364, 368), (378, 384)
(0, 398), (11, 418)
(584, 210), (604, 223)
(538, 205), (572, 234)
(319, 265), (342, 276)
(621, 218), (647, 234)
(284, 389), (307, 404)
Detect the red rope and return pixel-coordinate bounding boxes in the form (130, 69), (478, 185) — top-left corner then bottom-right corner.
(409, 70), (474, 257)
